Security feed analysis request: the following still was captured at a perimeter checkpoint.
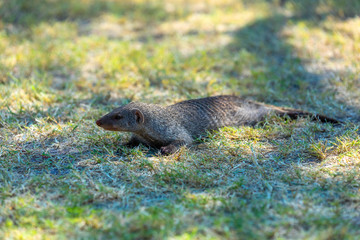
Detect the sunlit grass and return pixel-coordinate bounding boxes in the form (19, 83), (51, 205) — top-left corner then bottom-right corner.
(1, 0), (360, 239)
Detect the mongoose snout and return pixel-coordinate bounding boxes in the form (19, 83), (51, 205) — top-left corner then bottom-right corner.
(96, 95), (341, 155)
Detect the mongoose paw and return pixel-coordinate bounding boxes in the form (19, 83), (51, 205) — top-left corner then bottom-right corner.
(160, 145), (177, 155)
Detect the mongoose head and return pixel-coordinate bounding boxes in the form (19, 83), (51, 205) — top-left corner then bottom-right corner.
(95, 103), (144, 132)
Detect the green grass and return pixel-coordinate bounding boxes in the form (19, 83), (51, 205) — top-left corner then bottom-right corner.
(1, 0), (360, 239)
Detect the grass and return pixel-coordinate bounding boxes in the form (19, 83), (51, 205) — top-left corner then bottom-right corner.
(1, 0), (360, 239)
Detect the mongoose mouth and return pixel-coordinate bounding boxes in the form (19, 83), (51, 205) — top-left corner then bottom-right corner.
(96, 124), (120, 131)
(99, 127), (119, 131)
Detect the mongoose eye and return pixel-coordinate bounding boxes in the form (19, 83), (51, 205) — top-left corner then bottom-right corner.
(114, 115), (123, 120)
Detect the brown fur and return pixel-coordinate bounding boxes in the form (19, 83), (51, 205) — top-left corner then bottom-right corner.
(96, 95), (340, 154)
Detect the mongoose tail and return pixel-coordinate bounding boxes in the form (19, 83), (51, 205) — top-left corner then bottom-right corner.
(267, 104), (342, 124)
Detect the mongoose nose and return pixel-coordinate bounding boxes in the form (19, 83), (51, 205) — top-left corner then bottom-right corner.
(96, 119), (101, 126)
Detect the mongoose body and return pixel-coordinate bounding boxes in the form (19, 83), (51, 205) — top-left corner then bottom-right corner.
(95, 95), (340, 154)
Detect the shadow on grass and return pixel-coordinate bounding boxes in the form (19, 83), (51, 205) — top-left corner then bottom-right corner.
(0, 0), (188, 27)
(217, 5), (360, 121)
(1, 117), (359, 238)
(1, 1), (360, 237)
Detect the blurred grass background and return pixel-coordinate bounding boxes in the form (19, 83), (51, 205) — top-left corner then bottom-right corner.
(0, 0), (360, 239)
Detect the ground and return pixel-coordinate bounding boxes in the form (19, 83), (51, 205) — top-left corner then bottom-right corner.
(0, 0), (360, 239)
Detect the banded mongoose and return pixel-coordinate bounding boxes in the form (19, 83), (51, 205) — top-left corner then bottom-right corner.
(95, 95), (340, 154)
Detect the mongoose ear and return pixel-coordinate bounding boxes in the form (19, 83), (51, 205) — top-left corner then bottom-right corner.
(133, 109), (144, 124)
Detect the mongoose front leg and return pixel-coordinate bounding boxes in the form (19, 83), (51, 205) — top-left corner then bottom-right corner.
(124, 135), (147, 148)
(160, 140), (187, 155)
